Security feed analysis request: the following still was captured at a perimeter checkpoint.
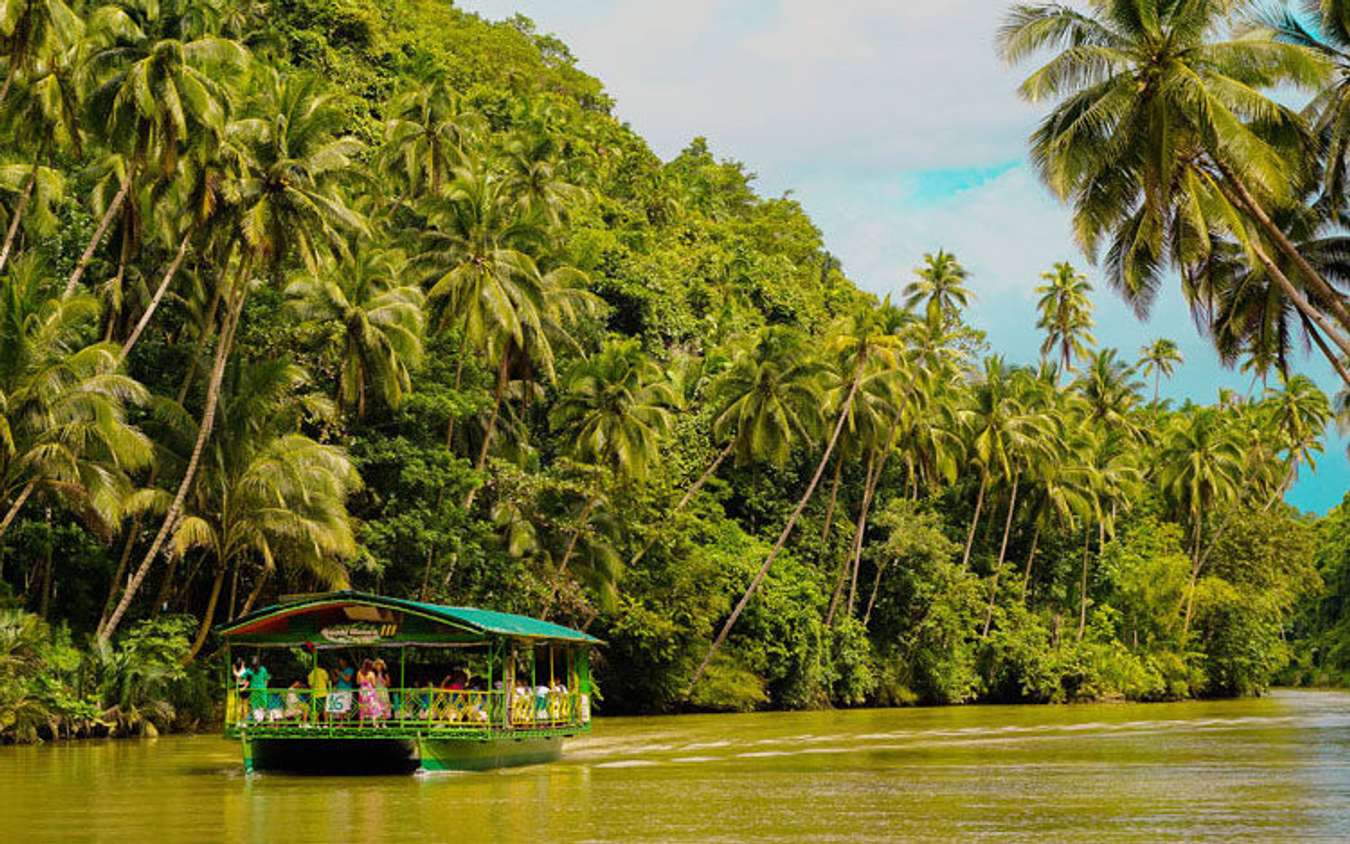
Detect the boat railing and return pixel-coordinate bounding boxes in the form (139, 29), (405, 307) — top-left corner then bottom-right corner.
(225, 687), (586, 734)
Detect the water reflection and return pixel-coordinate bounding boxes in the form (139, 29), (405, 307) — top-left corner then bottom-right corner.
(6, 690), (1350, 842)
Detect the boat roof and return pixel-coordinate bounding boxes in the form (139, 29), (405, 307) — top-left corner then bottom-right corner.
(215, 590), (602, 645)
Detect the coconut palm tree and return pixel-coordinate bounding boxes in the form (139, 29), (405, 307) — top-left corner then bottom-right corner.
(903, 249), (972, 330)
(1139, 339), (1184, 403)
(0, 0), (80, 105)
(1156, 407), (1246, 631)
(1263, 372), (1332, 496)
(171, 359), (360, 662)
(382, 74), (483, 198)
(546, 338), (677, 610)
(999, 1), (1350, 372)
(688, 305), (904, 691)
(100, 69), (366, 643)
(1035, 262), (1095, 371)
(1076, 348), (1145, 440)
(0, 255), (152, 546)
(70, 1), (246, 296)
(285, 247), (425, 417)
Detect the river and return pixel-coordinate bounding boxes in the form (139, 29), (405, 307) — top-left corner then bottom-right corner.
(4, 689), (1350, 842)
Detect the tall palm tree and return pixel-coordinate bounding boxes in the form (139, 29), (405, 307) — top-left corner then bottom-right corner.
(285, 247), (425, 417)
(100, 69), (365, 643)
(546, 338), (677, 608)
(903, 249), (972, 330)
(1156, 407), (1246, 631)
(1263, 372), (1332, 496)
(382, 74), (482, 198)
(171, 359), (360, 662)
(999, 1), (1350, 376)
(0, 255), (152, 545)
(1035, 262), (1095, 371)
(0, 0), (80, 105)
(1076, 348), (1145, 440)
(688, 306), (904, 691)
(627, 327), (828, 571)
(1139, 338), (1184, 403)
(70, 1), (246, 296)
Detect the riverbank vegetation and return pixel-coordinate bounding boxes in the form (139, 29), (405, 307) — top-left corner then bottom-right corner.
(1, 0), (1348, 741)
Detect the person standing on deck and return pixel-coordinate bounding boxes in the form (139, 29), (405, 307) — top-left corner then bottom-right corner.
(307, 659), (330, 722)
(248, 657), (271, 723)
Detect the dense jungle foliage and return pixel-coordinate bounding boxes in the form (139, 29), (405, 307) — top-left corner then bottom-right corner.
(2, 0), (1349, 741)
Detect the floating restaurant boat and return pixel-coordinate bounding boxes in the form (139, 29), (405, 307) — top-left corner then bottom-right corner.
(216, 591), (599, 774)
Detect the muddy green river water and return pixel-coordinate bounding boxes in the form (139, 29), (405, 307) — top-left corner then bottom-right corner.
(4, 689), (1350, 842)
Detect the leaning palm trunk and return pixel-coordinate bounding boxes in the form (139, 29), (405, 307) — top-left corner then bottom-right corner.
(1304, 317), (1350, 387)
(464, 350), (511, 511)
(982, 471), (1019, 636)
(686, 372), (864, 694)
(961, 473), (988, 568)
(826, 450), (876, 627)
(0, 167), (36, 276)
(629, 440), (735, 570)
(119, 233), (191, 360)
(1020, 522), (1041, 604)
(820, 457), (843, 545)
(0, 481), (37, 544)
(1217, 162), (1350, 338)
(1077, 526), (1091, 641)
(65, 175), (133, 298)
(1245, 240), (1350, 385)
(182, 564), (227, 666)
(100, 280), (247, 643)
(845, 449), (885, 618)
(544, 496), (600, 615)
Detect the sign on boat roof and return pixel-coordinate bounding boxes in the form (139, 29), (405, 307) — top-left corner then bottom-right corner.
(216, 591), (602, 646)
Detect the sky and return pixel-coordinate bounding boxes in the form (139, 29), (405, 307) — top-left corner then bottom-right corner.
(457, 0), (1348, 513)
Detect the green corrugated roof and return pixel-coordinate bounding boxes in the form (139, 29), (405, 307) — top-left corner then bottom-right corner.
(216, 590), (601, 644)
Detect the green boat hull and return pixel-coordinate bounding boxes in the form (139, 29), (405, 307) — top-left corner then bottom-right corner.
(240, 735), (566, 774)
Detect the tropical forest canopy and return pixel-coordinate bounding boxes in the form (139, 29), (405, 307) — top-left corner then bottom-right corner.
(0, 0), (1349, 740)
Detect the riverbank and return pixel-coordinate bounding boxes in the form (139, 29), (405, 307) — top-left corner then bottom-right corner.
(7, 690), (1350, 842)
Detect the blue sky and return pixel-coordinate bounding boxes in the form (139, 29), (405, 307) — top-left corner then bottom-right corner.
(458, 0), (1348, 513)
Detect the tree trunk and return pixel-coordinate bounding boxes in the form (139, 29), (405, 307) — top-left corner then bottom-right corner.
(65, 175), (132, 297)
(961, 473), (987, 568)
(820, 457), (842, 546)
(0, 481), (36, 544)
(826, 451), (877, 628)
(862, 561), (886, 628)
(1304, 316), (1350, 387)
(1182, 515), (1204, 635)
(0, 168), (36, 276)
(99, 277), (247, 643)
(1154, 372), (1161, 405)
(119, 232), (190, 361)
(1077, 526), (1091, 641)
(1243, 241), (1350, 383)
(37, 509), (53, 620)
(1020, 521), (1041, 604)
(0, 62), (14, 107)
(238, 566), (270, 617)
(846, 449), (882, 617)
(545, 495), (600, 614)
(982, 471), (1019, 636)
(463, 349), (510, 511)
(1217, 160), (1350, 336)
(686, 369), (865, 694)
(181, 564), (227, 666)
(629, 439), (735, 570)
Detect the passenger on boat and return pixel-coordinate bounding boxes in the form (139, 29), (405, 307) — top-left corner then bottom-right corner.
(248, 657), (271, 723)
(284, 681), (308, 722)
(415, 679), (434, 720)
(329, 659), (354, 720)
(231, 658), (250, 722)
(357, 659), (383, 726)
(372, 658), (393, 720)
(307, 661), (329, 722)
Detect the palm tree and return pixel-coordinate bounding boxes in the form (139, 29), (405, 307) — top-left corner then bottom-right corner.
(285, 247), (425, 417)
(958, 356), (1045, 569)
(172, 359), (360, 662)
(546, 338), (676, 609)
(1156, 408), (1246, 631)
(688, 306), (904, 692)
(0, 255), (152, 546)
(903, 249), (972, 330)
(1035, 262), (1095, 371)
(70, 2), (246, 296)
(0, 0), (80, 105)
(999, 2), (1350, 375)
(1139, 339), (1184, 403)
(383, 74), (483, 197)
(627, 327), (828, 571)
(100, 69), (365, 643)
(1263, 372), (1332, 497)
(1076, 348), (1145, 440)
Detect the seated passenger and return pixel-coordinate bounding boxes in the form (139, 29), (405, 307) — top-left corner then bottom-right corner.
(284, 681), (308, 722)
